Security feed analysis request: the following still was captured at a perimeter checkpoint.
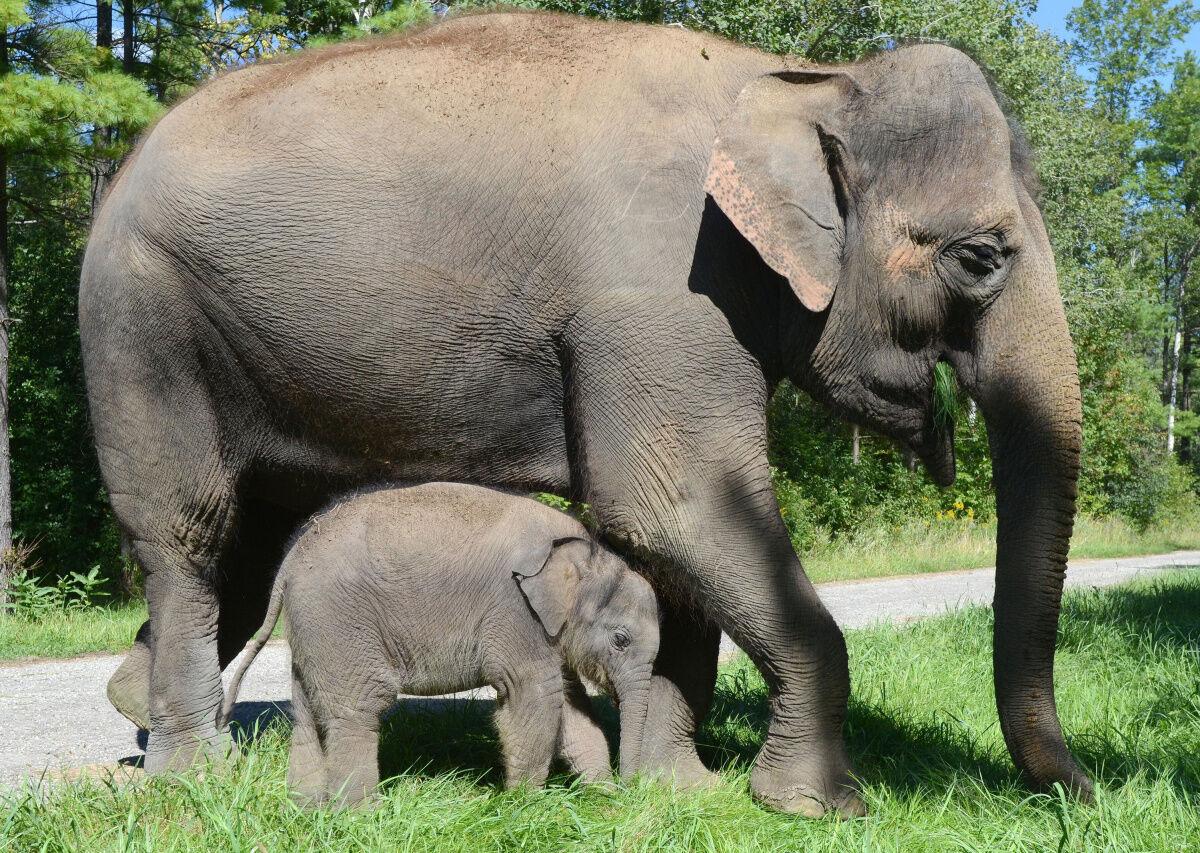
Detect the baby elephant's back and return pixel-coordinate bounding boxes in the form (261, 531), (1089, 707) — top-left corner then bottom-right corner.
(287, 482), (582, 572)
(280, 482), (584, 694)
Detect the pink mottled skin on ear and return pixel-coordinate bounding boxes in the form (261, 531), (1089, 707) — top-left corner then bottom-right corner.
(705, 149), (835, 312)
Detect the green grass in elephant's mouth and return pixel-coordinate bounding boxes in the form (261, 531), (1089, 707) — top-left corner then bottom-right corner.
(5, 569), (1199, 850)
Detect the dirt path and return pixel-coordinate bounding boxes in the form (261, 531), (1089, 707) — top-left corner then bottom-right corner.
(3, 550), (1197, 789)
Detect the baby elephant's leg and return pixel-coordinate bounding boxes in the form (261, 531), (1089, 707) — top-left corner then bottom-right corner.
(557, 675), (611, 781)
(286, 672), (326, 806)
(315, 671), (395, 808)
(322, 716), (384, 807)
(494, 665), (564, 788)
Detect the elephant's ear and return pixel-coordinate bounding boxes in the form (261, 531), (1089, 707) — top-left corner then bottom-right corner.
(514, 537), (589, 639)
(705, 70), (857, 313)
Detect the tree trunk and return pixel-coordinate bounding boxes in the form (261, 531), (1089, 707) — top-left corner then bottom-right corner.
(1162, 241), (1172, 404)
(122, 0), (135, 76)
(851, 425), (860, 464)
(1181, 320), (1193, 463)
(93, 0), (115, 215)
(0, 26), (13, 604)
(98, 0), (113, 50)
(1167, 317), (1183, 454)
(1167, 259), (1188, 455)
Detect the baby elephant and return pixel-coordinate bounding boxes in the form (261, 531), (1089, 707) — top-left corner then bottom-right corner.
(220, 482), (660, 805)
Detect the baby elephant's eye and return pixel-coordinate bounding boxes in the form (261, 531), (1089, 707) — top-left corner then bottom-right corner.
(610, 629), (632, 651)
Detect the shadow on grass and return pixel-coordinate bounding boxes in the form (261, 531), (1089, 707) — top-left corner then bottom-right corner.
(377, 698), (505, 785)
(1056, 574), (1200, 797)
(228, 695), (610, 788)
(376, 695), (625, 788)
(698, 573), (1200, 800)
(1057, 572), (1200, 654)
(696, 663), (1021, 796)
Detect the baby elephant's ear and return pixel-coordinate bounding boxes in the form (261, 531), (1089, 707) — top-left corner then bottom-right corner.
(514, 537), (588, 638)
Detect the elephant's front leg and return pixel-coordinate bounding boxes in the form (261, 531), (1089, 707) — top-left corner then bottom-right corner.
(494, 663), (564, 788)
(566, 330), (863, 816)
(557, 674), (612, 782)
(593, 460), (860, 815)
(638, 599), (721, 788)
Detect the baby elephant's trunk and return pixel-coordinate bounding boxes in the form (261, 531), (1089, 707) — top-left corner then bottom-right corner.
(217, 572), (287, 730)
(616, 664), (653, 777)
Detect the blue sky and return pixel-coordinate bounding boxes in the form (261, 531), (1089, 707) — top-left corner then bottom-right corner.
(1030, 0), (1200, 56)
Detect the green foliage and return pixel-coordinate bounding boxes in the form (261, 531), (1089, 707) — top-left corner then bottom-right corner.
(768, 383), (995, 554)
(3, 565), (109, 619)
(305, 0), (432, 45)
(1068, 0), (1199, 121)
(9, 216), (122, 581)
(0, 16), (159, 152)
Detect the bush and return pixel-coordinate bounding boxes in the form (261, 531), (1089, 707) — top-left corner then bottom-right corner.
(3, 565), (110, 620)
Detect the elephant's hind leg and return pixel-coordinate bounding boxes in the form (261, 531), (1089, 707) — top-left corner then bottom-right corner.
(286, 671), (327, 806)
(85, 295), (252, 770)
(133, 459), (244, 772)
(108, 506), (301, 735)
(302, 647), (395, 807)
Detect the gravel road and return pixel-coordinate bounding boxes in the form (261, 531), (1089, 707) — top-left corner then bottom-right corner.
(3, 549), (1197, 789)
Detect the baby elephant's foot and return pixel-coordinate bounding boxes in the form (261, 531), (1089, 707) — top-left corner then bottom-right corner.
(144, 726), (233, 774)
(289, 788), (328, 811)
(504, 767), (552, 790)
(570, 762), (613, 784)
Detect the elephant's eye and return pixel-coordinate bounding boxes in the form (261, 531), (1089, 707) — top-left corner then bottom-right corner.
(610, 629), (632, 651)
(952, 240), (1005, 278)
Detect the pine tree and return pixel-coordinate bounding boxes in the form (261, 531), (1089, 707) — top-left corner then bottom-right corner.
(0, 0), (157, 601)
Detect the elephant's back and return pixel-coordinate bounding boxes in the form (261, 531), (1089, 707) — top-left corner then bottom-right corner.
(85, 12), (781, 487)
(163, 11), (770, 148)
(113, 10), (775, 228)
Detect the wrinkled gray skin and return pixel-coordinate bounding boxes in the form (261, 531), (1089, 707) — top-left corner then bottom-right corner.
(219, 483), (660, 805)
(80, 11), (1088, 816)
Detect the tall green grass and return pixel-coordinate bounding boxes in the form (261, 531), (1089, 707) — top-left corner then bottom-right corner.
(4, 571), (1199, 850)
(0, 601), (146, 661)
(803, 512), (1200, 583)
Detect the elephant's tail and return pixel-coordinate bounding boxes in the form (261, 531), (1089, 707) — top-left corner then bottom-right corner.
(218, 571), (287, 730)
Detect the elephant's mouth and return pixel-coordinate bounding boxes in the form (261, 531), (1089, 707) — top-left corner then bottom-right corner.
(912, 413), (956, 488)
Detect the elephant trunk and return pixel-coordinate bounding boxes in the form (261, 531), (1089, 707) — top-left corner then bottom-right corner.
(955, 196), (1093, 798)
(615, 664), (653, 778)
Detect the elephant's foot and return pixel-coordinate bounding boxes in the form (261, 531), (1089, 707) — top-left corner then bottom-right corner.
(106, 631), (153, 731)
(750, 763), (866, 818)
(144, 726), (233, 774)
(639, 742), (720, 790)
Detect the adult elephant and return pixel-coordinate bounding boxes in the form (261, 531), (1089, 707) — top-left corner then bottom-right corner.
(80, 10), (1089, 815)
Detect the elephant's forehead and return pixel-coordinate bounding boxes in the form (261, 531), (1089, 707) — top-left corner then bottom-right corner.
(875, 194), (1020, 238)
(860, 84), (1012, 172)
